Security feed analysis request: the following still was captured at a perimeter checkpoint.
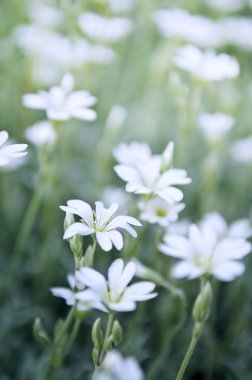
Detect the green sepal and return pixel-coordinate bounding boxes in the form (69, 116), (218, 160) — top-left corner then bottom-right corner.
(111, 320), (123, 346)
(33, 318), (51, 348)
(82, 244), (95, 267)
(92, 318), (104, 350)
(92, 347), (99, 366)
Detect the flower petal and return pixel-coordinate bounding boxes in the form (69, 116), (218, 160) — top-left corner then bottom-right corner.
(96, 231), (113, 251)
(63, 222), (94, 239)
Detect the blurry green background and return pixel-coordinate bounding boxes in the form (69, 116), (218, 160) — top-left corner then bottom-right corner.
(1, 0), (252, 379)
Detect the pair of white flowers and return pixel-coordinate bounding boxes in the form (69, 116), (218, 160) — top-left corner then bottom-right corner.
(159, 212), (251, 281)
(52, 258), (157, 313)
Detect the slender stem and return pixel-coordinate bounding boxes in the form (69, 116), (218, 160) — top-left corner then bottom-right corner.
(98, 313), (114, 365)
(174, 323), (203, 380)
(44, 306), (76, 380)
(0, 186), (42, 302)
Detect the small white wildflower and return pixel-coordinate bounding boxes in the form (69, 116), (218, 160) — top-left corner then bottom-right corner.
(22, 73), (97, 121)
(108, 0), (135, 14)
(159, 222), (251, 281)
(114, 141), (191, 204)
(0, 130), (28, 167)
(198, 112), (235, 142)
(60, 200), (141, 252)
(200, 212), (252, 240)
(78, 13), (133, 42)
(113, 141), (152, 166)
(51, 274), (91, 312)
(174, 45), (240, 81)
(28, 2), (64, 27)
(230, 136), (252, 164)
(154, 8), (224, 49)
(205, 0), (245, 12)
(138, 198), (185, 227)
(75, 258), (157, 312)
(25, 120), (56, 146)
(93, 350), (144, 380)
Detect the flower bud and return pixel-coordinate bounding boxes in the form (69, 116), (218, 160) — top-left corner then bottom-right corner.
(160, 141), (174, 173)
(92, 318), (104, 351)
(193, 282), (212, 324)
(111, 320), (123, 346)
(33, 318), (51, 348)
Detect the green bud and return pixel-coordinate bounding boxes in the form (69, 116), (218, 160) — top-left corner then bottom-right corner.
(193, 282), (212, 324)
(92, 347), (99, 366)
(70, 234), (83, 258)
(160, 141), (174, 173)
(92, 318), (104, 350)
(104, 335), (114, 351)
(82, 244), (95, 267)
(64, 213), (75, 231)
(33, 318), (51, 348)
(111, 320), (123, 346)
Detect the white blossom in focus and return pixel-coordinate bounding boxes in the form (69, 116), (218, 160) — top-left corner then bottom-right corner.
(75, 258), (157, 312)
(22, 73), (97, 121)
(198, 112), (235, 142)
(154, 8), (224, 48)
(25, 120), (56, 146)
(138, 198), (185, 227)
(78, 13), (133, 42)
(159, 222), (251, 281)
(230, 136), (252, 164)
(174, 45), (240, 81)
(60, 200), (141, 252)
(93, 350), (144, 380)
(200, 212), (252, 240)
(114, 141), (191, 204)
(0, 131), (28, 167)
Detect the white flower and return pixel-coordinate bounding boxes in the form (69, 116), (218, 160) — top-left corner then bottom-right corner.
(221, 17), (252, 51)
(108, 0), (135, 13)
(78, 13), (133, 42)
(22, 73), (97, 121)
(25, 120), (56, 146)
(93, 350), (144, 380)
(28, 2), (64, 27)
(198, 112), (235, 142)
(174, 45), (240, 81)
(205, 0), (245, 12)
(75, 258), (157, 312)
(154, 8), (224, 49)
(200, 212), (252, 240)
(102, 186), (129, 212)
(60, 200), (141, 252)
(113, 141), (152, 166)
(138, 198), (185, 227)
(159, 223), (251, 281)
(114, 142), (191, 204)
(230, 136), (252, 164)
(51, 274), (92, 312)
(0, 130), (28, 167)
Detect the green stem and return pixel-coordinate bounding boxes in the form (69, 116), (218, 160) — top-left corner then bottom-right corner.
(98, 313), (114, 365)
(174, 322), (203, 380)
(0, 186), (42, 302)
(44, 306), (76, 380)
